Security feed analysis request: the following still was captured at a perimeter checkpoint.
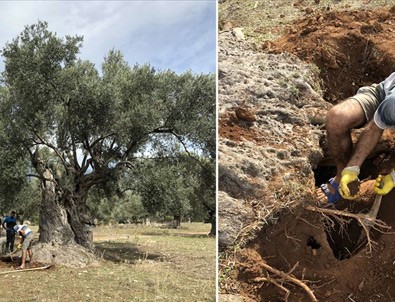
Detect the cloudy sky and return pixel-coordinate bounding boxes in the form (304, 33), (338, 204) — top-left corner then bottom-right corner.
(0, 1), (217, 74)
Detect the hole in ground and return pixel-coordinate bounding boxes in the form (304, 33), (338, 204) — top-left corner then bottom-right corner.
(313, 159), (384, 260)
(307, 236), (321, 250)
(313, 158), (382, 188)
(324, 218), (364, 260)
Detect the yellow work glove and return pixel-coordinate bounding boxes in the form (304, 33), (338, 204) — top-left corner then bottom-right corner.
(374, 171), (395, 195)
(17, 244), (22, 250)
(339, 166), (360, 199)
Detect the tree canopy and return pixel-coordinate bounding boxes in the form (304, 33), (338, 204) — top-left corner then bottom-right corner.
(0, 21), (216, 253)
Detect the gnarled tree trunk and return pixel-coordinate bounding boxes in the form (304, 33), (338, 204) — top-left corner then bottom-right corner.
(173, 214), (181, 229)
(38, 168), (94, 250)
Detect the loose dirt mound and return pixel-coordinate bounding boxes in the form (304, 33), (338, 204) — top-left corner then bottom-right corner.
(268, 6), (395, 102)
(220, 5), (395, 302)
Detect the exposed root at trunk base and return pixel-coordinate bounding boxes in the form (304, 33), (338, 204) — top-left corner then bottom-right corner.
(33, 242), (99, 268)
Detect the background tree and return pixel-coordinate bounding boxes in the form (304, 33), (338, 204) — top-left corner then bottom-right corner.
(136, 158), (196, 228)
(0, 21), (215, 264)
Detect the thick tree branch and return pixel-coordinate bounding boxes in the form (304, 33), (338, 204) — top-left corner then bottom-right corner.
(26, 173), (42, 180)
(115, 160), (134, 169)
(152, 127), (206, 169)
(90, 132), (116, 149)
(34, 133), (68, 168)
(71, 136), (80, 171)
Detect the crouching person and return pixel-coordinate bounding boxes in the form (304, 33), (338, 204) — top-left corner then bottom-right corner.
(14, 224), (33, 269)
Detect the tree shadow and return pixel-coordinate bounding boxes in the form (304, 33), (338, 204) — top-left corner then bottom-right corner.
(142, 231), (209, 238)
(94, 242), (164, 264)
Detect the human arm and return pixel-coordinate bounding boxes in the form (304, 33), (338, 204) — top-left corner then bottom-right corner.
(17, 231), (24, 248)
(346, 120), (383, 167)
(2, 216), (9, 230)
(339, 120), (383, 199)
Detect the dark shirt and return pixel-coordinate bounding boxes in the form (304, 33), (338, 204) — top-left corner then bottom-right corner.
(3, 216), (17, 230)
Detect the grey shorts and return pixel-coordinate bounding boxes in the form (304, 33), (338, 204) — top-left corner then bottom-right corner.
(22, 233), (33, 250)
(349, 83), (383, 122)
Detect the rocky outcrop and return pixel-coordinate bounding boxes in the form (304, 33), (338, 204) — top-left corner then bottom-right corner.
(218, 31), (330, 250)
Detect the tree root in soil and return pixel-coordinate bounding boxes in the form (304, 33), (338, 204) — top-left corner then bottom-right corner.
(305, 205), (393, 255)
(252, 261), (318, 302)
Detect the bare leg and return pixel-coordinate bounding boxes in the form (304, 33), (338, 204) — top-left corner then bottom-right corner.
(317, 99), (367, 202)
(20, 250), (26, 269)
(28, 248), (33, 264)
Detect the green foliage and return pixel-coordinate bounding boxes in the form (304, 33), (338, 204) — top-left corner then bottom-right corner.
(136, 156), (208, 221)
(0, 21), (216, 235)
(111, 193), (147, 223)
(0, 178), (41, 224)
(86, 187), (147, 224)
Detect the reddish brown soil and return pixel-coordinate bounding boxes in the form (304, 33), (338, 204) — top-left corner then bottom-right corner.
(267, 6), (395, 103)
(232, 6), (395, 302)
(236, 178), (395, 301)
(0, 255), (47, 270)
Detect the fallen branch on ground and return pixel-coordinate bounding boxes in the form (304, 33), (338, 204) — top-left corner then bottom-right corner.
(0, 265), (51, 275)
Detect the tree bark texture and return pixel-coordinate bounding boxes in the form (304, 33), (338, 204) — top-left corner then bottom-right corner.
(38, 168), (94, 250)
(209, 210), (216, 236)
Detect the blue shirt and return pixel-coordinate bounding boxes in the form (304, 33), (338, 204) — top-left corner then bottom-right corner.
(3, 216), (17, 230)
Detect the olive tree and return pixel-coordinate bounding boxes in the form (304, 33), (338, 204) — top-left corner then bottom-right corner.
(0, 21), (216, 261)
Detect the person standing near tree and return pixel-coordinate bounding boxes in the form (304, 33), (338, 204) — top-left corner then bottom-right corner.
(14, 224), (33, 269)
(2, 211), (17, 254)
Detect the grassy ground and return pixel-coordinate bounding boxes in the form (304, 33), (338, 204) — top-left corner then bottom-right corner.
(0, 223), (215, 302)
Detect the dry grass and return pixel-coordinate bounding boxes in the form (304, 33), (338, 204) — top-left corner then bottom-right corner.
(0, 223), (215, 302)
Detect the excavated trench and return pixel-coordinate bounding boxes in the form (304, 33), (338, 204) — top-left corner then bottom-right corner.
(236, 7), (395, 301)
(313, 159), (382, 261)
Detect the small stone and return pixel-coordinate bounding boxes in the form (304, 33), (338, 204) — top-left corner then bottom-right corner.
(232, 28), (245, 41)
(324, 290), (332, 298)
(235, 107), (256, 122)
(347, 282), (354, 290)
(358, 280), (365, 292)
(222, 21), (233, 31)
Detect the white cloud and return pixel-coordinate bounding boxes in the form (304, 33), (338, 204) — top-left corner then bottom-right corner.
(0, 1), (216, 74)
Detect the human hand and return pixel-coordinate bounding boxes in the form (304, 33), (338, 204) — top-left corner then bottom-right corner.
(339, 166), (360, 199)
(17, 244), (22, 250)
(374, 172), (395, 195)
